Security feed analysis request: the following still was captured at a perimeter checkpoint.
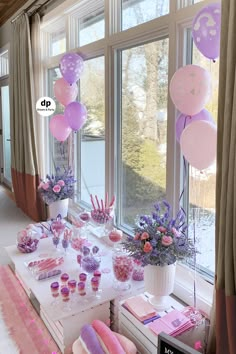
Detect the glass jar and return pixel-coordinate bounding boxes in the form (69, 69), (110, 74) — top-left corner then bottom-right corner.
(81, 255), (101, 274)
(112, 249), (134, 290)
(132, 261), (144, 281)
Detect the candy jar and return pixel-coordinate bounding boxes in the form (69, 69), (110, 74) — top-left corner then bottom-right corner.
(81, 255), (100, 274)
(108, 228), (123, 248)
(132, 260), (144, 281)
(112, 249), (134, 291)
(51, 215), (66, 236)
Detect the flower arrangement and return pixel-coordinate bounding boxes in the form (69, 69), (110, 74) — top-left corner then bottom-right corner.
(38, 167), (76, 205)
(122, 200), (196, 267)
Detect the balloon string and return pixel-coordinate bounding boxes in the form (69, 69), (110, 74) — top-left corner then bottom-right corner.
(178, 115), (197, 309)
(179, 115), (188, 205)
(59, 142), (66, 167)
(192, 206), (197, 309)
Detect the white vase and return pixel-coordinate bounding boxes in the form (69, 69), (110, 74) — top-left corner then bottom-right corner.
(144, 263), (176, 311)
(47, 198), (69, 220)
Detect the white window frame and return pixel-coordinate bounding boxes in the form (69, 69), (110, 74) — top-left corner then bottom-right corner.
(41, 0), (215, 316)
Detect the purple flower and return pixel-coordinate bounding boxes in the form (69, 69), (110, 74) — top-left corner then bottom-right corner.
(122, 199), (196, 267)
(38, 167), (76, 205)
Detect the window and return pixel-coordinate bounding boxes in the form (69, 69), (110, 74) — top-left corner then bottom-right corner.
(71, 0), (104, 47)
(0, 50), (9, 77)
(187, 40), (219, 275)
(42, 19), (66, 56)
(118, 39), (169, 228)
(122, 0), (169, 30)
(78, 9), (104, 46)
(41, 0), (217, 304)
(47, 67), (71, 170)
(79, 56), (105, 204)
(51, 29), (66, 56)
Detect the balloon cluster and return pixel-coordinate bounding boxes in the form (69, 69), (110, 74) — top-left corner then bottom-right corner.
(50, 53), (87, 142)
(170, 2), (221, 171)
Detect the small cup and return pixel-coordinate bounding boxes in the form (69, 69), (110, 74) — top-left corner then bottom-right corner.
(79, 273), (87, 282)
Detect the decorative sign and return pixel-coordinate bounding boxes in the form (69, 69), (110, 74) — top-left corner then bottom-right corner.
(158, 332), (200, 354)
(36, 96), (56, 117)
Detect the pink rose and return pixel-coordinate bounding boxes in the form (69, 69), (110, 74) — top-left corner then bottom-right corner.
(157, 226), (167, 233)
(42, 182), (50, 190)
(38, 182), (44, 189)
(53, 184), (61, 193)
(172, 227), (181, 237)
(143, 241), (153, 253)
(57, 180), (65, 187)
(141, 232), (149, 240)
(134, 233), (140, 240)
(162, 235), (173, 246)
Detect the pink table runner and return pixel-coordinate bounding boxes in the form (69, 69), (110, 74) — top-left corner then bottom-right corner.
(0, 265), (60, 353)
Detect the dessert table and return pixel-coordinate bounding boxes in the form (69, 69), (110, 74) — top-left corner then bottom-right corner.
(5, 232), (144, 353)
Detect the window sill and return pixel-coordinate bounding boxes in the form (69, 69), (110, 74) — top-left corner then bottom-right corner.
(174, 263), (214, 318)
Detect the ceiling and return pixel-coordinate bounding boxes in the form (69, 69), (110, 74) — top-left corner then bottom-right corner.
(0, 0), (30, 27)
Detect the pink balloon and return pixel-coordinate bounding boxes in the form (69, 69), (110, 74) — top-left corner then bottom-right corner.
(180, 120), (217, 170)
(176, 109), (214, 142)
(54, 78), (78, 106)
(64, 102), (87, 131)
(170, 65), (211, 115)
(49, 114), (72, 142)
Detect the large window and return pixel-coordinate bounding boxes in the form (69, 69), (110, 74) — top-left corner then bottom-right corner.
(42, 0), (217, 308)
(122, 0), (169, 30)
(79, 57), (105, 204)
(188, 41), (219, 275)
(119, 39), (169, 227)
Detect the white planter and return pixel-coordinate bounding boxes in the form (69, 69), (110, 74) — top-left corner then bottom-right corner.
(47, 198), (69, 220)
(144, 263), (176, 311)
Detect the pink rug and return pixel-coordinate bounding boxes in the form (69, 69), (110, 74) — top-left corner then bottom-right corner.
(0, 265), (60, 354)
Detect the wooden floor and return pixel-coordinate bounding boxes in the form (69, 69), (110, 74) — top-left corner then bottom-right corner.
(0, 184), (15, 202)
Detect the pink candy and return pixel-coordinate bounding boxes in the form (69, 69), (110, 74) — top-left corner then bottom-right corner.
(113, 255), (134, 282)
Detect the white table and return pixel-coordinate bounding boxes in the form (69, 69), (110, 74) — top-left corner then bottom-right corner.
(6, 235), (144, 353)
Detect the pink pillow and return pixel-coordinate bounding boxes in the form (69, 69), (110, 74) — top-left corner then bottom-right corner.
(92, 320), (125, 354)
(113, 332), (137, 354)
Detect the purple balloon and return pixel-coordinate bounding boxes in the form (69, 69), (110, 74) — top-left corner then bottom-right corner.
(59, 53), (84, 85)
(64, 102), (87, 131)
(176, 109), (214, 143)
(192, 3), (221, 60)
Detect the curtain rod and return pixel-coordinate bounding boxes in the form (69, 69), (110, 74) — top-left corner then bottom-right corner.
(11, 0), (53, 23)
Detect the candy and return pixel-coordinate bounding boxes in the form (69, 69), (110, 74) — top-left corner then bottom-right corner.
(50, 282), (59, 297)
(78, 281), (86, 296)
(79, 273), (87, 282)
(112, 255), (134, 282)
(92, 246), (99, 254)
(61, 273), (69, 285)
(68, 280), (77, 293)
(61, 287), (70, 301)
(37, 269), (61, 280)
(91, 277), (99, 291)
(81, 256), (100, 274)
(132, 268), (144, 281)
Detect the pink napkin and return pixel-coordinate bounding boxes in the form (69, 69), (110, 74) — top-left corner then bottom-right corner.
(124, 296), (157, 321)
(148, 310), (194, 337)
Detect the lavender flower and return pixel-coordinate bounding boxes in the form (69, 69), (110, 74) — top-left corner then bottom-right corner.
(122, 200), (196, 267)
(38, 167), (76, 205)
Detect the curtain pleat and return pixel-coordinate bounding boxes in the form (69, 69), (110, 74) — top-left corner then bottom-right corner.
(10, 14), (43, 221)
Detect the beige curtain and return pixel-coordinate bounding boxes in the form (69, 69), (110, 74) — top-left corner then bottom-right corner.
(207, 1), (236, 353)
(10, 13), (43, 221)
(31, 13), (45, 179)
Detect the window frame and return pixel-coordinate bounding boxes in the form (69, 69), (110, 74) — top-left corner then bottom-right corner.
(41, 0), (215, 316)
